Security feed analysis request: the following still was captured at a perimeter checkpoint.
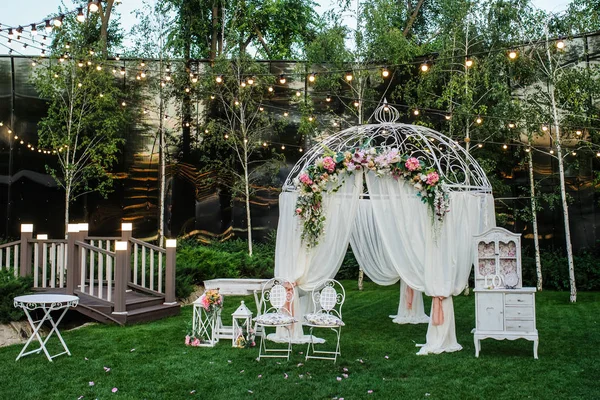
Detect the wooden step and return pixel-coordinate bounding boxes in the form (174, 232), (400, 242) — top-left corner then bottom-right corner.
(126, 295), (165, 311)
(124, 303), (180, 325)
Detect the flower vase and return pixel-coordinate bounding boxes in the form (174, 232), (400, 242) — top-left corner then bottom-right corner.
(192, 305), (221, 347)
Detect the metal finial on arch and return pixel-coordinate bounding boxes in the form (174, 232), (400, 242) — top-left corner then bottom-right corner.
(372, 99), (400, 124)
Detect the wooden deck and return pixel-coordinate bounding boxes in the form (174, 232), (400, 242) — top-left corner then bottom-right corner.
(33, 286), (180, 325)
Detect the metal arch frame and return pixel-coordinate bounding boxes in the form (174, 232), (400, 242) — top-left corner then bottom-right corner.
(283, 104), (492, 193)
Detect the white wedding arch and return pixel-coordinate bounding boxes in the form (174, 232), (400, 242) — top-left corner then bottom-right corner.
(273, 102), (496, 355)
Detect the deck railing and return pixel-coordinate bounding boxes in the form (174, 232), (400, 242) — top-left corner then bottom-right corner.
(16, 223), (177, 315)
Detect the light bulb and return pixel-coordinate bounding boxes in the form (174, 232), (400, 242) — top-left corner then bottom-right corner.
(89, 1), (99, 13)
(420, 63), (429, 72)
(8, 29), (14, 39)
(542, 125), (548, 132)
(141, 70), (147, 78)
(30, 24), (37, 35)
(44, 20), (52, 33)
(308, 116), (314, 122)
(299, 148), (303, 152)
(296, 91), (301, 97)
(382, 67), (390, 77)
(96, 65), (102, 71)
(508, 49), (518, 59)
(185, 87), (190, 93)
(326, 94), (331, 102)
(54, 15), (64, 27)
(120, 67), (125, 75)
(353, 100), (360, 107)
(549, 149), (554, 154)
(508, 122), (515, 128)
(240, 81), (247, 87)
(216, 75), (223, 84)
(345, 71), (353, 82)
(308, 73), (316, 82)
(259, 107), (264, 112)
(268, 86), (274, 92)
(247, 77), (255, 85)
(477, 143), (483, 148)
(476, 117), (483, 124)
(76, 7), (85, 22)
(525, 147), (530, 152)
(445, 114), (452, 120)
(503, 144), (508, 149)
(192, 75), (198, 83)
(465, 58), (473, 68)
(278, 74), (286, 84)
(556, 39), (565, 50)
(572, 151), (576, 156)
(576, 130), (582, 136)
(121, 101), (127, 107)
(263, 142), (267, 147)
(283, 112), (289, 117)
(140, 60), (145, 67)
(224, 134), (229, 139)
(210, 95), (215, 100)
(413, 109), (420, 116)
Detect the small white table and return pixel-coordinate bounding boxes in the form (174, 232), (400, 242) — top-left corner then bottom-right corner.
(203, 279), (270, 341)
(14, 294), (79, 362)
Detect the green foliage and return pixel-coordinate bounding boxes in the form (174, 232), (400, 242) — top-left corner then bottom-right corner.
(175, 239), (275, 299)
(522, 249), (600, 291)
(0, 271), (33, 324)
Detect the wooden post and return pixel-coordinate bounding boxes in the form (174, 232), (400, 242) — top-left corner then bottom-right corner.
(19, 224), (33, 278)
(121, 223), (133, 284)
(66, 224), (80, 295)
(113, 241), (128, 314)
(76, 224), (89, 292)
(35, 234), (48, 288)
(164, 239), (177, 304)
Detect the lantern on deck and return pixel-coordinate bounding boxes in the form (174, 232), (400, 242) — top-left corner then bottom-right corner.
(232, 301), (254, 348)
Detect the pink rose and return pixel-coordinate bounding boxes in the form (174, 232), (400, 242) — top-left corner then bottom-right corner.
(426, 171), (439, 185)
(295, 207), (302, 214)
(191, 338), (200, 347)
(185, 335), (190, 346)
(405, 157), (421, 171)
(299, 173), (313, 186)
(322, 156), (336, 173)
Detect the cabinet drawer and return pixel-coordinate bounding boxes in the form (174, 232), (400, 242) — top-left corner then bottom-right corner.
(505, 306), (534, 319)
(505, 293), (533, 306)
(505, 320), (535, 332)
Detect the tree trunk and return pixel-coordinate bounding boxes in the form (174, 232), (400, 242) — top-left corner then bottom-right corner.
(64, 186), (70, 238)
(244, 148), (253, 257)
(99, 0), (115, 57)
(357, 269), (364, 291)
(159, 80), (166, 247)
(403, 0), (426, 37)
(528, 149), (543, 291)
(210, 4), (219, 62)
(546, 30), (576, 303)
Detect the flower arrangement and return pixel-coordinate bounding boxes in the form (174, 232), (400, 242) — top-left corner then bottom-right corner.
(199, 289), (223, 315)
(293, 147), (450, 247)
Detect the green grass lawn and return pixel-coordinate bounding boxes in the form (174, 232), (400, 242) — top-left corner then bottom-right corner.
(0, 282), (598, 400)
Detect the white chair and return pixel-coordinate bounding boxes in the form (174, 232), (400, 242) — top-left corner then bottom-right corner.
(303, 279), (345, 362)
(253, 277), (297, 360)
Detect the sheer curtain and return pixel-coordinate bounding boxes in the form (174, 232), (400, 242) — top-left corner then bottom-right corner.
(350, 199), (429, 324)
(366, 173), (495, 354)
(273, 172), (363, 343)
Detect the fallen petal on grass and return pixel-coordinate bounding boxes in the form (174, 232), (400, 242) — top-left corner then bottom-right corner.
(190, 390), (196, 394)
(112, 387), (118, 393)
(336, 377), (342, 381)
(104, 367), (111, 372)
(342, 374), (348, 379)
(368, 390), (374, 394)
(89, 381), (95, 386)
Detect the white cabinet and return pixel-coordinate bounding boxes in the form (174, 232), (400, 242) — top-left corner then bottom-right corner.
(473, 288), (538, 359)
(473, 227), (522, 289)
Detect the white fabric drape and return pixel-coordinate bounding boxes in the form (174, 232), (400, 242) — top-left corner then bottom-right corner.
(366, 173), (495, 354)
(272, 172), (363, 343)
(350, 199), (429, 324)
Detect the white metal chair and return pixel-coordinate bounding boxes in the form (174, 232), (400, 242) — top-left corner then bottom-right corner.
(253, 277), (297, 360)
(303, 279), (345, 362)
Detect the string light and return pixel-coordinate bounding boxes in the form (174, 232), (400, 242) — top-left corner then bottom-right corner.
(96, 65), (102, 71)
(120, 66), (125, 75)
(525, 147), (531, 152)
(278, 74), (286, 84)
(140, 60), (145, 67)
(268, 86), (274, 92)
(141, 70), (147, 78)
(572, 151), (577, 156)
(115, 54), (120, 61)
(216, 75), (223, 84)
(210, 95), (215, 100)
(295, 90), (301, 97)
(502, 144), (508, 149)
(247, 77), (255, 85)
(89, 1), (99, 12)
(283, 112), (289, 117)
(308, 73), (316, 82)
(465, 58), (474, 68)
(53, 15), (64, 27)
(381, 67), (390, 78)
(508, 122), (515, 128)
(445, 114), (452, 120)
(413, 109), (420, 116)
(192, 75), (198, 83)
(476, 116), (483, 124)
(7, 29), (14, 40)
(549, 149), (555, 154)
(345, 71), (353, 82)
(263, 142), (268, 147)
(224, 134), (229, 139)
(420, 62), (430, 72)
(353, 100), (360, 107)
(44, 20), (52, 33)
(259, 106), (264, 112)
(556, 38), (566, 50)
(508, 49), (518, 59)
(299, 148), (303, 152)
(184, 87), (190, 93)
(240, 81), (247, 87)
(281, 145), (285, 150)
(542, 125), (549, 132)
(76, 7), (85, 22)
(308, 116), (314, 122)
(477, 143), (483, 148)
(234, 99), (240, 106)
(325, 94), (332, 102)
(576, 130), (582, 136)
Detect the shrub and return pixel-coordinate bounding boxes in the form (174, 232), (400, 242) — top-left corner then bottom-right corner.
(0, 270), (33, 323)
(174, 238), (275, 299)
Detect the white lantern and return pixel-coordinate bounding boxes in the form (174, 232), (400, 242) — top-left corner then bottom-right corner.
(232, 301), (254, 348)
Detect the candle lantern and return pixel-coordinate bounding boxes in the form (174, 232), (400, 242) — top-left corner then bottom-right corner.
(232, 301), (254, 348)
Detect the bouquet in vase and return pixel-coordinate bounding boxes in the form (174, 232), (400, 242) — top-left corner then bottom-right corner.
(199, 289), (223, 315)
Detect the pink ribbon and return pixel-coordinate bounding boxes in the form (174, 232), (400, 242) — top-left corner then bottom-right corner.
(405, 286), (414, 310)
(283, 282), (296, 317)
(432, 297), (445, 326)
